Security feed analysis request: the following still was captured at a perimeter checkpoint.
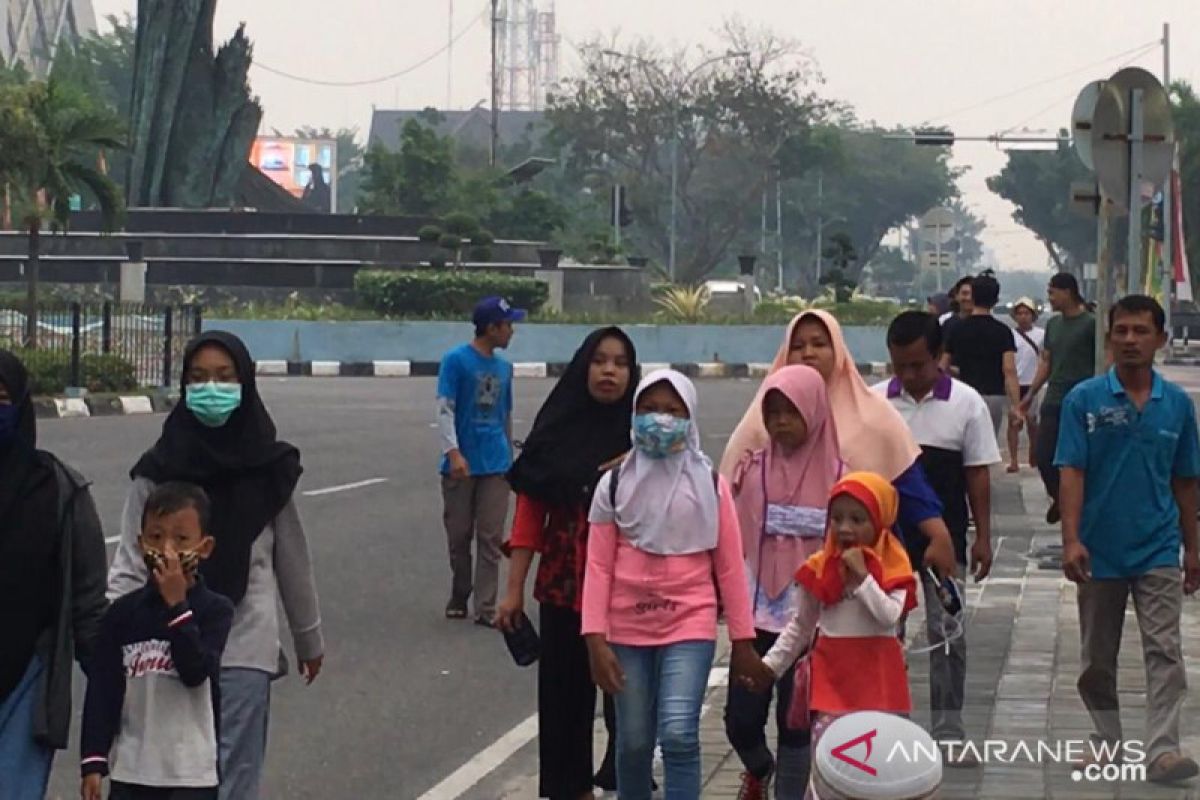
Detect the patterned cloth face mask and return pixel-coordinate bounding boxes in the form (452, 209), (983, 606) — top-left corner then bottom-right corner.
(143, 548), (202, 579)
(633, 413), (691, 459)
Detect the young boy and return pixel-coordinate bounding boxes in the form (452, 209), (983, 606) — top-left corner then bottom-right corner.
(81, 482), (234, 800)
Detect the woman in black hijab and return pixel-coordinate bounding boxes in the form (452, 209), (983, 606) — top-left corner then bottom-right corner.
(0, 350), (107, 797)
(497, 327), (638, 799)
(106, 331), (324, 800)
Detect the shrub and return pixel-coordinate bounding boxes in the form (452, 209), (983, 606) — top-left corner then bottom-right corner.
(653, 284), (711, 323)
(355, 270), (549, 316)
(12, 349), (138, 395)
(442, 211), (480, 237)
(417, 225), (442, 243)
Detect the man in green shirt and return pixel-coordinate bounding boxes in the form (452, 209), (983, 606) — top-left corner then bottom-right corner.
(1018, 272), (1095, 523)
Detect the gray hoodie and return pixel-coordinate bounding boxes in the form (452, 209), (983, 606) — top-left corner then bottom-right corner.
(107, 478), (323, 673)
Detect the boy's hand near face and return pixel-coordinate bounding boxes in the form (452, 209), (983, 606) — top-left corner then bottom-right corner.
(153, 548), (189, 608)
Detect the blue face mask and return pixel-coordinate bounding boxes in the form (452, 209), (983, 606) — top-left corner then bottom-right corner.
(0, 403), (19, 447)
(185, 382), (243, 428)
(633, 413), (691, 459)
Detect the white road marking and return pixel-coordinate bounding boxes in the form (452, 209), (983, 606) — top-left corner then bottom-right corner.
(105, 536), (121, 545)
(301, 478), (390, 497)
(425, 665), (729, 799)
(415, 713), (538, 800)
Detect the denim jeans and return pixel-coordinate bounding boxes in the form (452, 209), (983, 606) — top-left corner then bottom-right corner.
(612, 640), (716, 800)
(0, 656), (54, 800)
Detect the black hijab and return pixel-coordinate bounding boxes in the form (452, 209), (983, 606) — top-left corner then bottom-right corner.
(0, 349), (42, 524)
(131, 331), (302, 604)
(507, 327), (639, 511)
(0, 349), (59, 703)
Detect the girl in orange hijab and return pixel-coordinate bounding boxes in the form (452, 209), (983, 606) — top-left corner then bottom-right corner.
(743, 472), (916, 760)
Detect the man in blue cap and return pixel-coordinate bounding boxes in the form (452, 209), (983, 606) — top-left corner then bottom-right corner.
(437, 296), (526, 626)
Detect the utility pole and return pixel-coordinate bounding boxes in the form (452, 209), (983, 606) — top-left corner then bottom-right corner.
(760, 178), (768, 256)
(1162, 21), (1173, 340)
(814, 169), (824, 282)
(776, 166), (784, 292)
(446, 0), (454, 111)
(489, 0), (499, 167)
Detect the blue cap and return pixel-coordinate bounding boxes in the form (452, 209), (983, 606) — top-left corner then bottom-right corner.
(472, 296), (527, 327)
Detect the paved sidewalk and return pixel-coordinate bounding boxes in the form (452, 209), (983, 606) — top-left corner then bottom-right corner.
(699, 468), (1200, 799)
(481, 463), (1200, 799)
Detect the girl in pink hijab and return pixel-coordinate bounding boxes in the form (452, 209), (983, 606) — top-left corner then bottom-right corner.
(725, 365), (843, 798)
(721, 310), (957, 581)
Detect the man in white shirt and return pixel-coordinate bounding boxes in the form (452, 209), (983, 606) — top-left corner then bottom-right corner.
(874, 310), (1002, 766)
(1008, 297), (1045, 474)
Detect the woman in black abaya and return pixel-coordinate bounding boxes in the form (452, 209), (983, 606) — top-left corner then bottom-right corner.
(497, 327), (639, 799)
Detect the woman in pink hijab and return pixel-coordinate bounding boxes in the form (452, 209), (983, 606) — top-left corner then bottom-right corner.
(721, 310), (956, 579)
(724, 365), (842, 798)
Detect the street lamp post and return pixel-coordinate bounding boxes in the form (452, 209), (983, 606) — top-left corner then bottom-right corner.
(602, 49), (749, 282)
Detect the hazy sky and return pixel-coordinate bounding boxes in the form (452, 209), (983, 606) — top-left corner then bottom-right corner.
(90, 0), (1200, 272)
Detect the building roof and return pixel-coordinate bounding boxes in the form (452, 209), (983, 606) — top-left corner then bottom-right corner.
(367, 106), (548, 153)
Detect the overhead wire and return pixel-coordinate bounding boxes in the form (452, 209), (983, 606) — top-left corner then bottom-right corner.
(926, 39), (1161, 124)
(995, 41), (1160, 137)
(250, 2), (489, 88)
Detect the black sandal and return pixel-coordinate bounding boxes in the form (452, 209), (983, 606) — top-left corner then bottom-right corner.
(445, 605), (468, 620)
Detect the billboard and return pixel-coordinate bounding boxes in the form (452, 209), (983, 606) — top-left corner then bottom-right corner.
(250, 136), (338, 213)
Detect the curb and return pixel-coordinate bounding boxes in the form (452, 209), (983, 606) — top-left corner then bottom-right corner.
(34, 392), (177, 420)
(255, 360), (894, 380)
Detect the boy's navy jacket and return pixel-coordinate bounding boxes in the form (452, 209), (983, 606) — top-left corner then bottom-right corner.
(80, 576), (234, 787)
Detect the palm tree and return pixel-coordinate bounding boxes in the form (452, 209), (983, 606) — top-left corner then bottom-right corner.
(1, 77), (125, 345)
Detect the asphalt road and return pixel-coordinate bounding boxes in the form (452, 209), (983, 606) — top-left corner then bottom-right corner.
(39, 376), (762, 800)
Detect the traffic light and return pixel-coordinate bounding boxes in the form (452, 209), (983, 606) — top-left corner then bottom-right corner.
(914, 128), (955, 146)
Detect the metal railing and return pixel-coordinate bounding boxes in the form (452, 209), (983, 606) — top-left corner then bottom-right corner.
(0, 302), (203, 388)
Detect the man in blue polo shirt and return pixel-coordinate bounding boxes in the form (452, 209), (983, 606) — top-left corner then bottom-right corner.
(1056, 294), (1200, 784)
(437, 296), (524, 627)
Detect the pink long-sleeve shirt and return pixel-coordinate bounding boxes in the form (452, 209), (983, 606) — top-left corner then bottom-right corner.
(581, 476), (756, 646)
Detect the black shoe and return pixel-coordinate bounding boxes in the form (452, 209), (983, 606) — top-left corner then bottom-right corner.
(445, 603), (467, 620)
(594, 744), (617, 791)
(1046, 501), (1061, 525)
(474, 615), (496, 629)
(594, 759), (656, 792)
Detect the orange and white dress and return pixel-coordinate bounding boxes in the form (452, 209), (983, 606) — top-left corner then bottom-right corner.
(762, 570), (912, 714)
(761, 471), (916, 715)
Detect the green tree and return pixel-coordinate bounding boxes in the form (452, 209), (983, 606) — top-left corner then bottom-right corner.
(867, 245), (918, 298)
(818, 124), (958, 275)
(486, 189), (567, 241)
(0, 78), (125, 344)
(948, 200), (986, 272)
(820, 232), (858, 301)
(1171, 81), (1200, 298)
(51, 14), (135, 120)
(358, 112), (456, 216)
(986, 133), (1095, 271)
(547, 24), (831, 281)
